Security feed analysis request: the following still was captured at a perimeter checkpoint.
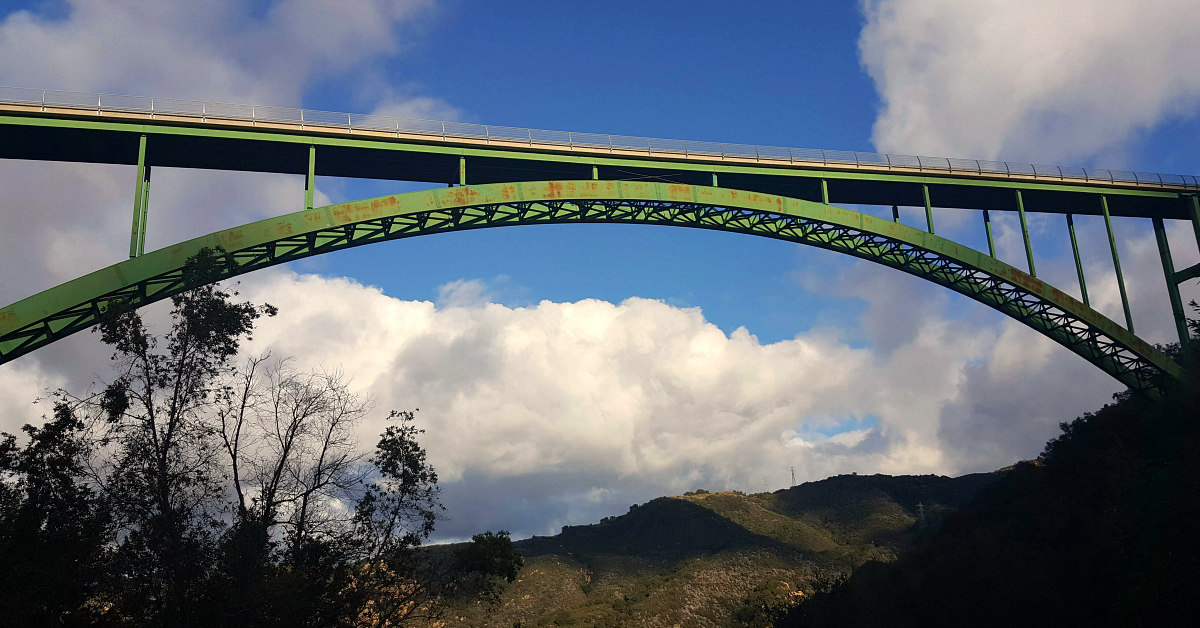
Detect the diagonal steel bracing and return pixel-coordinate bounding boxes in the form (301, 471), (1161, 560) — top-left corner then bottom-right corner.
(0, 181), (1182, 395)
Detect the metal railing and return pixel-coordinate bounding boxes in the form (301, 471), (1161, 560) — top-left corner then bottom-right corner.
(2, 86), (1197, 190)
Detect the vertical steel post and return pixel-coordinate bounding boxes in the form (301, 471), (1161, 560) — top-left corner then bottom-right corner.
(712, 172), (718, 187)
(1189, 195), (1200, 254)
(1016, 190), (1036, 276)
(592, 165), (599, 180)
(922, 184), (934, 234)
(304, 145), (315, 211)
(129, 134), (147, 258)
(1153, 217), (1189, 348)
(891, 205), (899, 222)
(821, 179), (829, 204)
(1102, 195), (1134, 332)
(137, 166), (151, 257)
(1066, 214), (1088, 306)
(983, 210), (996, 257)
(459, 156), (466, 186)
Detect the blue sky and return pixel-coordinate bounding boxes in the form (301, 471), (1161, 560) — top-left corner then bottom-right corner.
(303, 0), (884, 346)
(1, 0), (1199, 539)
(323, 1), (880, 146)
(295, 0), (1200, 346)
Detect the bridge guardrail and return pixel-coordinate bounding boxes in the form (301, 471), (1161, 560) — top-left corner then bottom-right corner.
(2, 86), (1197, 190)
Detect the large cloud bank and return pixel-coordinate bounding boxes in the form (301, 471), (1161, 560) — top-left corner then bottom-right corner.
(228, 269), (1118, 538)
(860, 0), (1200, 162)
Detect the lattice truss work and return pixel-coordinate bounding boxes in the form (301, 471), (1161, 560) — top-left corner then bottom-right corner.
(0, 198), (1170, 394)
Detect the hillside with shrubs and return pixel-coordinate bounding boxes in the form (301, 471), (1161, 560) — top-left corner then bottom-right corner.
(429, 473), (998, 627)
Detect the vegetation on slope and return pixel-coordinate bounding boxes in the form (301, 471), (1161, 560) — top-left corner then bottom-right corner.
(780, 352), (1200, 628)
(429, 474), (998, 627)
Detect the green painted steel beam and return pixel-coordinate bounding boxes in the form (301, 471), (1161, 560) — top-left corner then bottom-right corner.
(459, 156), (466, 186)
(0, 113), (1182, 202)
(305, 145), (315, 211)
(1016, 190), (1036, 277)
(821, 179), (829, 204)
(593, 165), (599, 180)
(1102, 195), (1134, 332)
(1175, 261), (1200, 285)
(138, 165), (151, 257)
(712, 172), (718, 187)
(1190, 195), (1200, 253)
(1153, 217), (1189, 348)
(128, 134), (147, 258)
(0, 181), (1180, 394)
(0, 113), (1187, 212)
(1067, 214), (1089, 306)
(983, 210), (996, 257)
(923, 184), (935, 234)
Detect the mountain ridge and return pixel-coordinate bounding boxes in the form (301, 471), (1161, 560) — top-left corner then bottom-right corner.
(427, 471), (1001, 627)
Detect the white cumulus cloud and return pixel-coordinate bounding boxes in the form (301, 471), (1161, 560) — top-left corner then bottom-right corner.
(860, 0), (1200, 163)
(0, 0), (436, 104)
(0, 0), (450, 303)
(233, 269), (1119, 538)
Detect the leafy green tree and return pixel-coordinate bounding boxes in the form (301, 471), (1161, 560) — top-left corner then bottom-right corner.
(453, 530), (525, 599)
(343, 414), (522, 627)
(80, 249), (275, 623)
(0, 249), (523, 627)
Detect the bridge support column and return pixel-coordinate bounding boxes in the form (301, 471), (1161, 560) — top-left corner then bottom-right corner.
(821, 179), (829, 204)
(129, 134), (147, 258)
(923, 185), (934, 234)
(137, 166), (150, 257)
(1154, 217), (1189, 348)
(1067, 214), (1089, 306)
(1102, 195), (1134, 332)
(593, 165), (599, 180)
(892, 205), (899, 222)
(1016, 190), (1036, 276)
(1189, 194), (1200, 253)
(305, 145), (315, 211)
(712, 172), (718, 187)
(983, 210), (996, 257)
(459, 156), (466, 186)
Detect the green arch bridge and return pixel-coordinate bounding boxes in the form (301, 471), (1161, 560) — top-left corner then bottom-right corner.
(1, 88), (1198, 395)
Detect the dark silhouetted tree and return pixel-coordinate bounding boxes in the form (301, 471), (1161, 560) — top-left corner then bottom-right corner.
(0, 402), (113, 626)
(0, 249), (523, 627)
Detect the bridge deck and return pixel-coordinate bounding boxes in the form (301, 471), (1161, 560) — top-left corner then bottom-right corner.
(0, 88), (1194, 387)
(0, 90), (1196, 220)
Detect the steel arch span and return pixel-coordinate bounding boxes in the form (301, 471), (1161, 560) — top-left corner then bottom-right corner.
(0, 180), (1182, 394)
